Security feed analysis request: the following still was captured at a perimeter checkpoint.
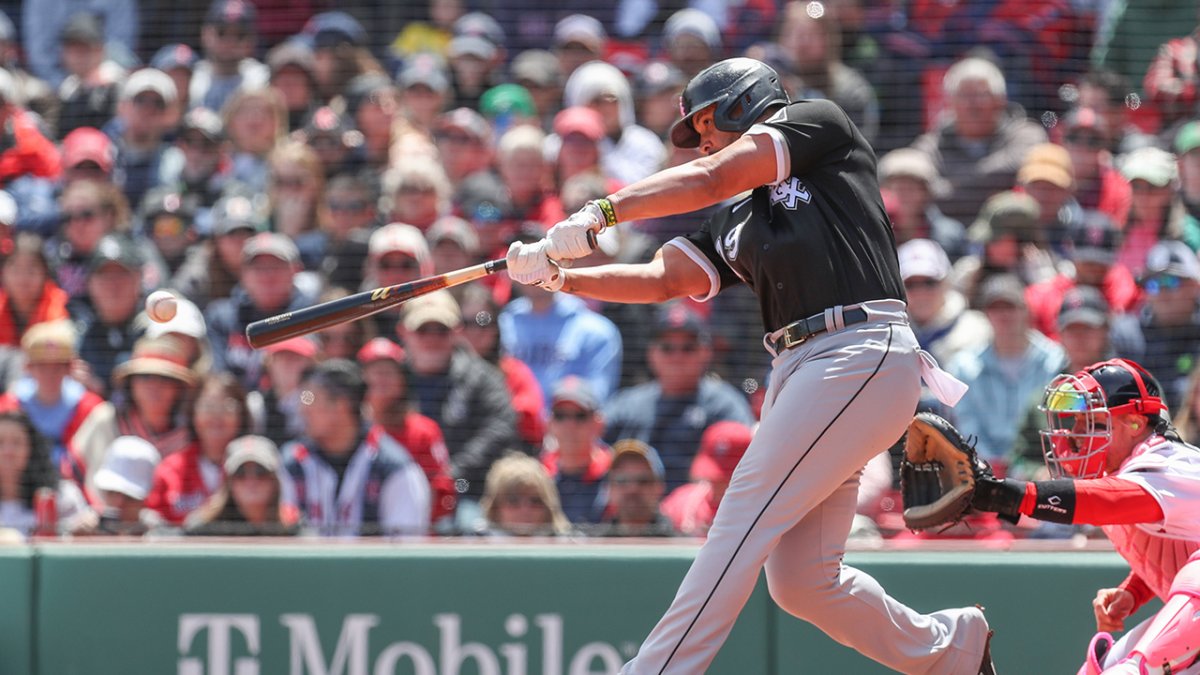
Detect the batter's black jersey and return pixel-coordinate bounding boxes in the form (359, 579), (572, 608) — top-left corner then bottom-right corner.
(671, 99), (904, 333)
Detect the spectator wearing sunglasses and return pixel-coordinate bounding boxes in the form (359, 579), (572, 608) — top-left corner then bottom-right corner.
(363, 222), (432, 338)
(185, 434), (300, 536)
(539, 377), (611, 525)
(591, 439), (677, 538)
(312, 175), (374, 292)
(600, 303), (755, 493)
(1113, 241), (1200, 410)
(191, 0), (269, 115)
(1057, 107), (1131, 227)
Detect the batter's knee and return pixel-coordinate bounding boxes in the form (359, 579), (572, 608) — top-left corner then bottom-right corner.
(765, 565), (842, 619)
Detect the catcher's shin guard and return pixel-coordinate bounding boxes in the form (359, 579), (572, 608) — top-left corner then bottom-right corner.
(1106, 562), (1200, 674)
(1077, 632), (1114, 675)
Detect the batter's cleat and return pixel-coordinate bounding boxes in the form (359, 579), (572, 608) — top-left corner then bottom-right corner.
(979, 630), (996, 675)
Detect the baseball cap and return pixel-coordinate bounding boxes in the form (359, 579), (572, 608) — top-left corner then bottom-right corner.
(1057, 285), (1110, 330)
(61, 127), (114, 172)
(60, 12), (103, 45)
(634, 60), (686, 98)
(877, 148), (948, 197)
(112, 335), (196, 385)
(205, 0), (257, 29)
(223, 435), (280, 475)
(653, 302), (710, 342)
(435, 108), (492, 145)
(664, 8), (721, 50)
(140, 186), (193, 230)
(400, 290), (461, 332)
(304, 11), (366, 49)
(978, 273), (1027, 308)
(897, 238), (951, 281)
(554, 106), (605, 142)
(511, 50), (560, 89)
(453, 12), (505, 48)
(21, 320), (77, 364)
(180, 106), (224, 141)
(144, 297), (206, 340)
(691, 421), (753, 482)
(88, 234), (142, 274)
(1143, 240), (1200, 282)
(356, 337), (405, 364)
(211, 194), (263, 236)
(1017, 143), (1073, 189)
(266, 39), (315, 77)
(122, 68), (177, 105)
(242, 232), (300, 265)
(368, 222), (431, 267)
(1120, 146), (1178, 187)
(968, 191), (1040, 245)
(303, 106), (352, 141)
(426, 215), (479, 256)
(449, 35), (497, 61)
(264, 336), (317, 358)
(93, 436), (160, 500)
(554, 14), (605, 51)
(551, 376), (600, 412)
(150, 43), (199, 72)
(480, 84), (536, 120)
(344, 73), (395, 117)
(1175, 121), (1200, 156)
(397, 53), (450, 94)
(610, 439), (665, 480)
(1066, 211), (1120, 265)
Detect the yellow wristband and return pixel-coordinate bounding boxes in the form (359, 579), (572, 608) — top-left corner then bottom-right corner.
(592, 198), (618, 228)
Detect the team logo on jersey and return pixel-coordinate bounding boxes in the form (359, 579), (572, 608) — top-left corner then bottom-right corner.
(769, 177), (811, 209)
(722, 223), (744, 262)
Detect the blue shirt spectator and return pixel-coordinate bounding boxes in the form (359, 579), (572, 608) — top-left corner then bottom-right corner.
(499, 290), (623, 411)
(21, 0), (138, 88)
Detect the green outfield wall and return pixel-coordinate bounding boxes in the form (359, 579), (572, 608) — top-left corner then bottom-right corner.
(0, 543), (1158, 674)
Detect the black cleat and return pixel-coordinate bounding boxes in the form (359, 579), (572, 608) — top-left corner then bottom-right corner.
(979, 630), (996, 675)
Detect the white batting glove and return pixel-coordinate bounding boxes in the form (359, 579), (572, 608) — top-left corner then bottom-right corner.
(545, 202), (604, 261)
(506, 241), (564, 292)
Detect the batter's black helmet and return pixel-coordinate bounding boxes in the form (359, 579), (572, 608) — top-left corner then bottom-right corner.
(669, 57), (789, 149)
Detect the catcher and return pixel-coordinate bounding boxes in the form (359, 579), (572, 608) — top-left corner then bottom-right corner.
(904, 358), (1200, 674)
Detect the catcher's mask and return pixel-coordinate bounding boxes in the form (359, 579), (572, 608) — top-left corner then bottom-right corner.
(1039, 359), (1165, 479)
(669, 57), (789, 149)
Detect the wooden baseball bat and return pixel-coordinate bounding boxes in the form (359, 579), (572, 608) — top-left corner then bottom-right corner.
(245, 258), (507, 349)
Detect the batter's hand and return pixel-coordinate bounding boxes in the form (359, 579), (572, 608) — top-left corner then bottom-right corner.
(506, 241), (564, 292)
(545, 202), (603, 261)
(1093, 588), (1135, 632)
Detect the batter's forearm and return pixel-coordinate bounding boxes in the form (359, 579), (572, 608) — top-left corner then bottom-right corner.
(561, 263), (683, 304)
(608, 159), (725, 222)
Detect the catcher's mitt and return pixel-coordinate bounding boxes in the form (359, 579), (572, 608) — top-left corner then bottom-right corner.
(900, 412), (995, 531)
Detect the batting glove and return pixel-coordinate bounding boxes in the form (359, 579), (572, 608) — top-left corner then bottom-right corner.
(506, 241), (565, 292)
(545, 202), (603, 261)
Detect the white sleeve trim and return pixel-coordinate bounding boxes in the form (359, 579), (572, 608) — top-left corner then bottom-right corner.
(745, 124), (789, 184)
(665, 237), (721, 302)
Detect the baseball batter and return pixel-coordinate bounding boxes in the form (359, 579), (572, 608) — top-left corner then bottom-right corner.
(966, 358), (1200, 674)
(507, 58), (991, 674)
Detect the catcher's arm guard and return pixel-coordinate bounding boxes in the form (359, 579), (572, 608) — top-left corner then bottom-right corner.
(900, 413), (996, 531)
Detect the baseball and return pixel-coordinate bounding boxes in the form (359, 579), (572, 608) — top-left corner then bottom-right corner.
(146, 290), (178, 323)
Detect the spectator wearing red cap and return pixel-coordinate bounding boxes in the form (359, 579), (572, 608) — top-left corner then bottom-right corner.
(357, 337), (457, 526)
(257, 336), (317, 447)
(661, 421), (753, 537)
(553, 106), (618, 195)
(146, 372), (251, 525)
(539, 377), (611, 525)
(562, 61), (664, 186)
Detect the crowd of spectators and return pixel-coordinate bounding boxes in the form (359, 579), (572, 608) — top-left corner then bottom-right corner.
(1, 0), (1200, 541)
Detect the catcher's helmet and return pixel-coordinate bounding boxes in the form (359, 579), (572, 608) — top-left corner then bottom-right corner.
(669, 57), (789, 149)
(1039, 358), (1166, 479)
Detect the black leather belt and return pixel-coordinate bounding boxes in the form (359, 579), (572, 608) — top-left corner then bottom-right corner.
(771, 306), (869, 352)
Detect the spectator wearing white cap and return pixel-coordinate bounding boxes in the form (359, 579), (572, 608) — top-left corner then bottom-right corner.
(77, 435), (164, 535)
(363, 222), (433, 337)
(877, 148), (966, 260)
(554, 14), (607, 81)
(897, 239), (991, 367)
(1117, 146), (1192, 276)
(109, 68), (179, 209)
(663, 9), (722, 79)
(561, 61), (665, 185)
(185, 434), (300, 536)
